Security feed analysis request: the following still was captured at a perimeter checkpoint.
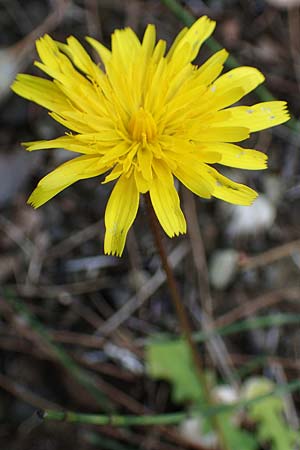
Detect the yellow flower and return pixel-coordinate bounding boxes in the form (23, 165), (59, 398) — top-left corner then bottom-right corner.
(12, 17), (289, 256)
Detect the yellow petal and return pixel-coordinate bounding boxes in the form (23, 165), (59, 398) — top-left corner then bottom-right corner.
(164, 84), (207, 117)
(174, 161), (215, 199)
(152, 39), (167, 63)
(55, 110), (115, 133)
(102, 164), (124, 183)
(195, 49), (229, 85)
(104, 173), (139, 256)
(111, 28), (141, 71)
(203, 143), (267, 169)
(137, 146), (153, 181)
(150, 160), (186, 237)
(208, 167), (258, 205)
(58, 36), (103, 81)
(35, 35), (81, 83)
(225, 101), (290, 132)
(134, 168), (149, 193)
(195, 109), (232, 125)
(86, 36), (111, 67)
(11, 74), (69, 112)
(168, 16), (216, 66)
(98, 142), (131, 165)
(196, 68), (264, 114)
(50, 112), (101, 134)
(195, 87), (245, 114)
(194, 126), (250, 142)
(142, 24), (156, 59)
(28, 155), (107, 208)
(211, 66), (265, 97)
(160, 136), (220, 163)
(35, 34), (61, 72)
(23, 136), (100, 154)
(166, 27), (188, 61)
(56, 78), (109, 117)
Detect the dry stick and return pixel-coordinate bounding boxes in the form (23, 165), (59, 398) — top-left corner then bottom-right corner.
(97, 241), (189, 336)
(182, 189), (213, 315)
(215, 287), (300, 329)
(182, 189), (238, 388)
(8, 277), (109, 299)
(46, 220), (103, 260)
(4, 291), (112, 412)
(238, 238), (300, 271)
(288, 7), (300, 91)
(0, 372), (61, 411)
(144, 193), (228, 450)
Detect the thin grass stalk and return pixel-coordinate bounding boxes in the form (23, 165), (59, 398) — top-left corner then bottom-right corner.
(41, 377), (300, 426)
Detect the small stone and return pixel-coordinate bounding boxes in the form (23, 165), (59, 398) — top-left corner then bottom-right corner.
(212, 385), (239, 404)
(179, 417), (217, 448)
(227, 195), (275, 238)
(209, 249), (239, 290)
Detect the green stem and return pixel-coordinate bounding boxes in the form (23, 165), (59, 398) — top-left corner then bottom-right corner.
(41, 377), (300, 427)
(43, 409), (186, 426)
(160, 0), (194, 26)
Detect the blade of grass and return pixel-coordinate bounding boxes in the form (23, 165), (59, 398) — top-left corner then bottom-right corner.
(194, 313), (300, 343)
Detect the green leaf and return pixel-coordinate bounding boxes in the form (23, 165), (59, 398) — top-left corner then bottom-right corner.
(244, 377), (299, 450)
(218, 412), (258, 450)
(146, 338), (204, 403)
(146, 337), (258, 449)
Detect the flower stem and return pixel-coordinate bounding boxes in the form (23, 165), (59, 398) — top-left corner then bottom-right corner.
(145, 193), (229, 450)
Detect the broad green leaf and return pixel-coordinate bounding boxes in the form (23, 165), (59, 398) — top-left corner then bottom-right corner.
(146, 339), (204, 403)
(146, 337), (258, 449)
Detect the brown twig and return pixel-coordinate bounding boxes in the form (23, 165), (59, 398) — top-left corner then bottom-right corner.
(7, 277), (109, 299)
(46, 220), (104, 260)
(0, 372), (62, 411)
(182, 188), (238, 388)
(238, 239), (300, 271)
(230, 352), (300, 372)
(97, 241), (189, 336)
(288, 7), (300, 92)
(215, 287), (300, 328)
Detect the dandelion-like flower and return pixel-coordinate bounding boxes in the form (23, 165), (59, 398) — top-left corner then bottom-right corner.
(12, 17), (289, 256)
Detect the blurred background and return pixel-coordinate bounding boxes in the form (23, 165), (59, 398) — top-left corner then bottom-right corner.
(1, 0), (300, 449)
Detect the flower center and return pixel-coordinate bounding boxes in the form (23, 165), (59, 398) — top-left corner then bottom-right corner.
(128, 108), (157, 145)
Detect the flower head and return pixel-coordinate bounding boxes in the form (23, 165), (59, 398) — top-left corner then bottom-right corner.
(12, 17), (290, 256)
